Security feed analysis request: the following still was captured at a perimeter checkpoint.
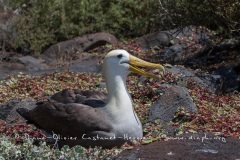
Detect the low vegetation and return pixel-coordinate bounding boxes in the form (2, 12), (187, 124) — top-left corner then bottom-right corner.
(0, 43), (239, 159)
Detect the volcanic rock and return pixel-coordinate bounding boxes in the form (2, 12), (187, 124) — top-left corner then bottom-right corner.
(42, 32), (118, 65)
(116, 132), (240, 160)
(147, 86), (197, 124)
(136, 25), (209, 49)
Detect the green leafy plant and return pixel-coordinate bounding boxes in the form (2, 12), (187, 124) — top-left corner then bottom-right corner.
(0, 0), (238, 55)
(9, 0), (159, 55)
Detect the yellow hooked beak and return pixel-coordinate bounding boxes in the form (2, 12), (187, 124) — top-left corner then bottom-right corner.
(129, 55), (165, 79)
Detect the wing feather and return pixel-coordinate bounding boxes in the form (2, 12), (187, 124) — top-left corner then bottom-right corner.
(17, 89), (112, 138)
(27, 101), (112, 138)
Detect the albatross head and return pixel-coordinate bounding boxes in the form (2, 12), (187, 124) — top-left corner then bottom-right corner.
(103, 49), (165, 109)
(103, 49), (165, 79)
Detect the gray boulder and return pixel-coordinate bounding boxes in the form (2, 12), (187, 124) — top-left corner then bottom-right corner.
(136, 32), (170, 49)
(0, 100), (20, 120)
(214, 67), (240, 93)
(147, 86), (197, 124)
(166, 65), (239, 95)
(159, 44), (188, 63)
(116, 132), (240, 160)
(42, 32), (118, 65)
(0, 99), (36, 124)
(136, 25), (209, 49)
(18, 55), (47, 71)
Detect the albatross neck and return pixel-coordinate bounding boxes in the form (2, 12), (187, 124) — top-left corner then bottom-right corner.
(104, 71), (132, 111)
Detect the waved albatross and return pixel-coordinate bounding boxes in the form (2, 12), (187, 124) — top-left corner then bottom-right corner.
(17, 50), (165, 148)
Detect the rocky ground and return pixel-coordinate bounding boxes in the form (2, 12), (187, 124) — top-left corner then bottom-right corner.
(116, 132), (240, 160)
(0, 30), (239, 159)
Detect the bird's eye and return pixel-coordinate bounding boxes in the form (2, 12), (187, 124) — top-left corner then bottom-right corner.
(117, 54), (123, 59)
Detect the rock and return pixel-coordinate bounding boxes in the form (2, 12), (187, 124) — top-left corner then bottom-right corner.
(186, 43), (240, 70)
(0, 62), (26, 71)
(214, 67), (240, 93)
(138, 26), (239, 94)
(166, 66), (225, 94)
(0, 100), (20, 120)
(18, 56), (47, 71)
(0, 99), (36, 124)
(19, 56), (43, 65)
(147, 86), (197, 124)
(136, 32), (170, 49)
(0, 51), (19, 62)
(42, 32), (118, 65)
(137, 25), (209, 49)
(150, 40), (203, 65)
(0, 52), (102, 80)
(0, 62), (27, 79)
(138, 26), (212, 66)
(0, 53), (48, 78)
(25, 55), (102, 76)
(49, 56), (102, 74)
(116, 132), (240, 160)
(167, 64), (239, 94)
(158, 43), (188, 63)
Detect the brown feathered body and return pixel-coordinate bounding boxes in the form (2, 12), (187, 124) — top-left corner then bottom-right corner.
(17, 89), (128, 148)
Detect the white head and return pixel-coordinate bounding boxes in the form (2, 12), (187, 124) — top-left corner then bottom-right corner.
(103, 49), (165, 80)
(103, 50), (131, 78)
